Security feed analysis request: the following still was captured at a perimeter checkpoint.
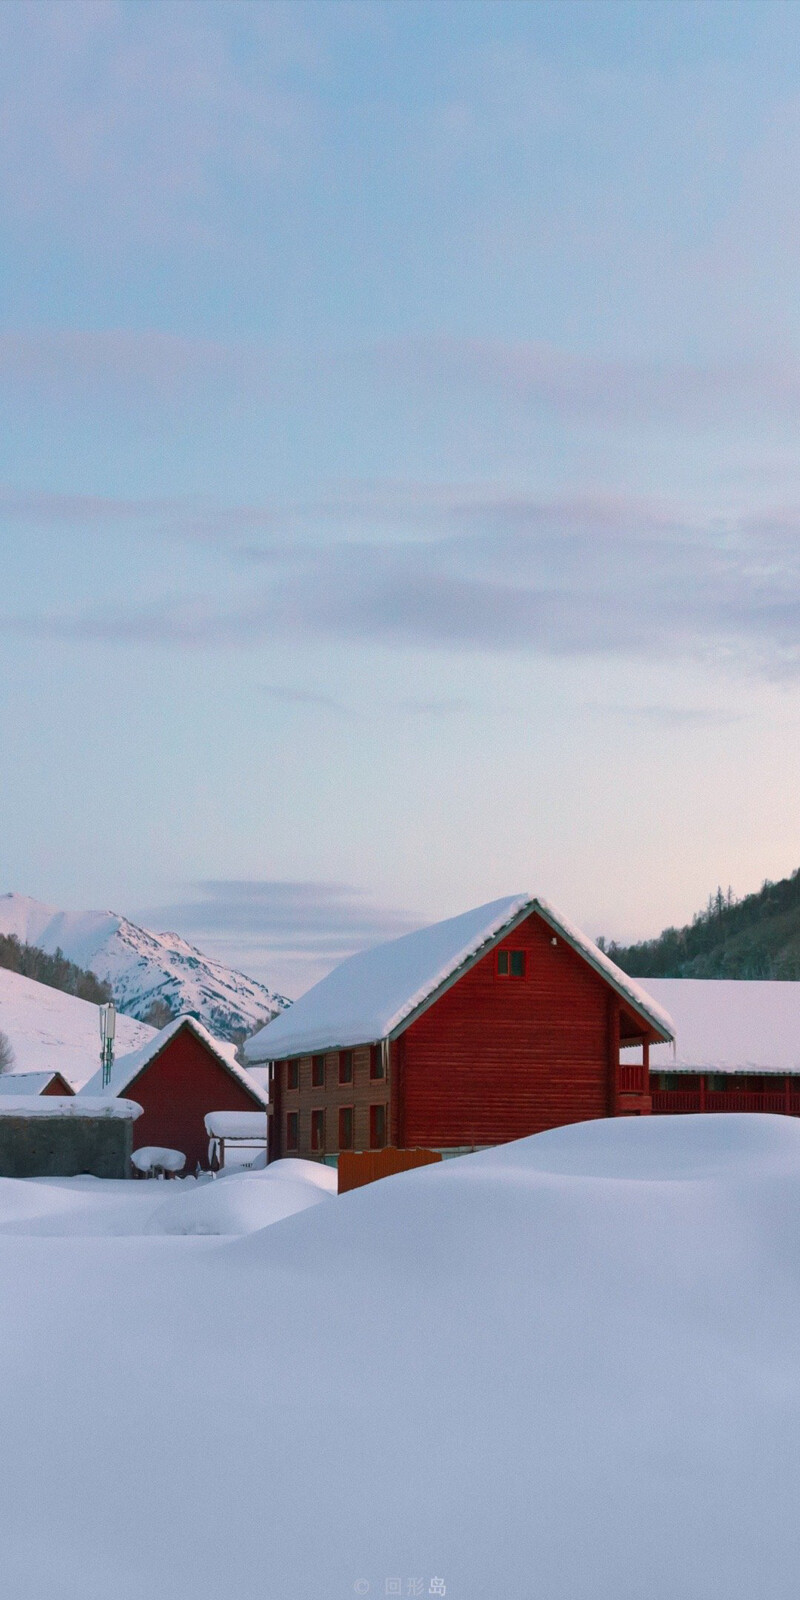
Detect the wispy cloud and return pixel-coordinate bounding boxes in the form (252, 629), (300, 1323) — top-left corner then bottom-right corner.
(143, 879), (420, 959)
(586, 703), (746, 730)
(7, 486), (800, 677)
(261, 683), (349, 714)
(8, 327), (800, 429)
(0, 2), (318, 249)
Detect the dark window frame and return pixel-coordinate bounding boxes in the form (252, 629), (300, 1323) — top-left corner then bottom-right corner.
(370, 1044), (385, 1080)
(338, 1050), (353, 1085)
(338, 1105), (354, 1150)
(286, 1060), (299, 1091)
(311, 1055), (325, 1088)
(311, 1108), (325, 1152)
(369, 1103), (387, 1150)
(286, 1111), (298, 1151)
(496, 949), (526, 979)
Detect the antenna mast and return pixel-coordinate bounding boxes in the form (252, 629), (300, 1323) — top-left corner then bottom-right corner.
(99, 1002), (116, 1089)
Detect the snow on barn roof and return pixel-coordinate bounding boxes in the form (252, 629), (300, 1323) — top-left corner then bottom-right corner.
(245, 894), (675, 1061)
(622, 977), (800, 1075)
(0, 1071), (72, 1096)
(78, 1013), (269, 1105)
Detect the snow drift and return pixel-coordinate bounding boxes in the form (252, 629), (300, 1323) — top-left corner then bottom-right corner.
(0, 1115), (799, 1599)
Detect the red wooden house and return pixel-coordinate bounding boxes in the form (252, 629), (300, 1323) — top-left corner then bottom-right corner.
(245, 894), (675, 1161)
(79, 1015), (269, 1171)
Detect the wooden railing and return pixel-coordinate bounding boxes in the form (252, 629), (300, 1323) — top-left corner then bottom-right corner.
(651, 1091), (701, 1113)
(618, 1063), (648, 1094)
(652, 1090), (800, 1116)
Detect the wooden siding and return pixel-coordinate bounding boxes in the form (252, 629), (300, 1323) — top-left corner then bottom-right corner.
(276, 1047), (389, 1158)
(41, 1072), (75, 1096)
(400, 910), (618, 1147)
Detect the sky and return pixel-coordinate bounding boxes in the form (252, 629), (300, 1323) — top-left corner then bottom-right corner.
(3, 0), (800, 996)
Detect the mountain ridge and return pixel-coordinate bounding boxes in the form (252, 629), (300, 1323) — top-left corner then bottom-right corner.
(605, 867), (800, 981)
(0, 894), (291, 1043)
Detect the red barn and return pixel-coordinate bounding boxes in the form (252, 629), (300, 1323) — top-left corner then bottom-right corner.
(245, 895), (674, 1161)
(80, 1015), (269, 1171)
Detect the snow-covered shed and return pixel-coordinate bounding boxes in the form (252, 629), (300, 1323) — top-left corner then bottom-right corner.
(0, 1069), (74, 1096)
(79, 1015), (269, 1171)
(245, 894), (674, 1160)
(0, 1095), (142, 1177)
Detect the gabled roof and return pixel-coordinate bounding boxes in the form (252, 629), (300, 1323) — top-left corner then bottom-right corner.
(0, 1070), (73, 1096)
(245, 894), (674, 1061)
(79, 1014), (269, 1106)
(622, 977), (800, 1076)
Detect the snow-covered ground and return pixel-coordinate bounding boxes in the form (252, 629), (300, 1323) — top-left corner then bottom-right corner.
(0, 1115), (799, 1599)
(0, 892), (290, 1039)
(0, 965), (155, 1084)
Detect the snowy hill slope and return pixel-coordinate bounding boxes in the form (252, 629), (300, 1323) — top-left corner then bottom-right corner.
(0, 966), (155, 1085)
(1, 1114), (800, 1597)
(0, 893), (290, 1041)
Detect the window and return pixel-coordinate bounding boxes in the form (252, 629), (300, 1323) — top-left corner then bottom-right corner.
(311, 1055), (325, 1088)
(286, 1111), (298, 1151)
(311, 1109), (325, 1152)
(338, 1106), (354, 1150)
(496, 949), (526, 978)
(286, 1060), (299, 1090)
(370, 1045), (385, 1080)
(707, 1074), (727, 1093)
(369, 1103), (386, 1149)
(339, 1050), (353, 1085)
(660, 1074), (680, 1092)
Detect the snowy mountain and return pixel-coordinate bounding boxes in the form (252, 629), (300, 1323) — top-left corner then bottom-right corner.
(0, 894), (290, 1042)
(0, 965), (156, 1085)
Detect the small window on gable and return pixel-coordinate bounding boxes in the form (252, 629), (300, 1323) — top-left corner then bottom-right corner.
(286, 1111), (298, 1151)
(286, 1061), (299, 1090)
(311, 1055), (325, 1088)
(339, 1050), (353, 1084)
(497, 949), (526, 978)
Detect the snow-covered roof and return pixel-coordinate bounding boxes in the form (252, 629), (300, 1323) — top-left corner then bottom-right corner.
(0, 1070), (72, 1096)
(0, 1095), (143, 1118)
(245, 894), (674, 1061)
(79, 1014), (269, 1106)
(0, 965), (155, 1086)
(622, 977), (800, 1075)
(131, 1146), (186, 1173)
(204, 1110), (270, 1139)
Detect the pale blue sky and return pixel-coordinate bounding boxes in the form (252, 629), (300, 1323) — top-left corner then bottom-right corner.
(3, 0), (800, 993)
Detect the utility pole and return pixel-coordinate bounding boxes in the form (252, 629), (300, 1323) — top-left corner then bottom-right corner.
(99, 1002), (116, 1089)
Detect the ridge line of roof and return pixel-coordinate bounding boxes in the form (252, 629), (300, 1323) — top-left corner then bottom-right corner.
(245, 892), (674, 1060)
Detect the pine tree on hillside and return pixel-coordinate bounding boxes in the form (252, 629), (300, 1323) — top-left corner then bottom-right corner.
(0, 933), (112, 1005)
